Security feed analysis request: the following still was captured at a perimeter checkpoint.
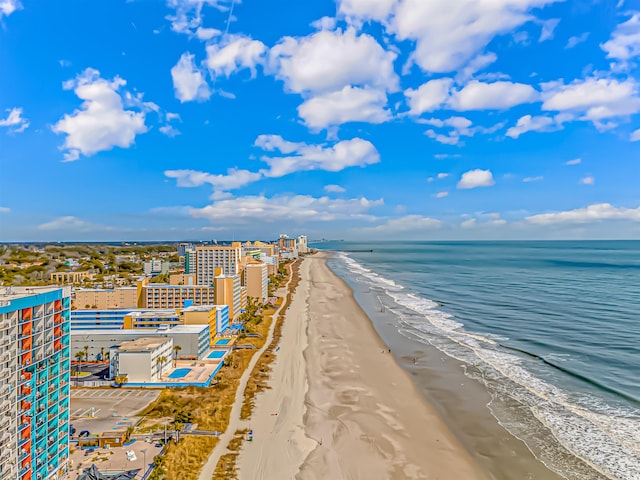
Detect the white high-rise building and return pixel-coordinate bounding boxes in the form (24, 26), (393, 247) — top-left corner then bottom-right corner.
(297, 235), (308, 254)
(196, 243), (242, 285)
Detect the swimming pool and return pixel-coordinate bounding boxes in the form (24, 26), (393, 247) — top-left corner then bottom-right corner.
(207, 350), (226, 359)
(215, 339), (230, 346)
(168, 368), (191, 379)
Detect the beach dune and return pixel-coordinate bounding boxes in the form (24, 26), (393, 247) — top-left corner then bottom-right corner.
(237, 254), (483, 479)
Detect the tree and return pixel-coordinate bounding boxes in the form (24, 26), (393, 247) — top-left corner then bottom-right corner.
(156, 356), (168, 377)
(99, 347), (105, 362)
(172, 345), (182, 367)
(74, 351), (85, 375)
(83, 345), (89, 363)
(114, 374), (128, 386)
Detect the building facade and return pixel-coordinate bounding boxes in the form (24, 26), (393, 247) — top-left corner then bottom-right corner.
(244, 263), (268, 302)
(49, 271), (92, 284)
(113, 338), (173, 383)
(195, 243), (242, 284)
(73, 287), (138, 309)
(213, 275), (244, 320)
(138, 281), (216, 309)
(0, 287), (71, 480)
(297, 235), (308, 254)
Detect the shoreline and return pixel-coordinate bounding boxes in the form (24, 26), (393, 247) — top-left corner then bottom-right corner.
(238, 253), (483, 479)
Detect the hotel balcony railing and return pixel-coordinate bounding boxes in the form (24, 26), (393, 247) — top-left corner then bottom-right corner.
(18, 437), (29, 448)
(19, 466), (30, 478)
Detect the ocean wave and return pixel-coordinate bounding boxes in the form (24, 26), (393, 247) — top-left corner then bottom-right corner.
(335, 253), (640, 480)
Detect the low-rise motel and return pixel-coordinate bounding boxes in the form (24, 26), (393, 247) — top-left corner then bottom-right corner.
(0, 286), (71, 480)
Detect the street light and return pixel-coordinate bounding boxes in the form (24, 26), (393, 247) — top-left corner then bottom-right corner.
(140, 448), (147, 476)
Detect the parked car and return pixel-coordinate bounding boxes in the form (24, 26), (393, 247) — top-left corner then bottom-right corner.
(79, 430), (90, 438)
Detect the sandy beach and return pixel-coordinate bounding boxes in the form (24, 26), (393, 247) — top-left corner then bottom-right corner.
(236, 253), (484, 479)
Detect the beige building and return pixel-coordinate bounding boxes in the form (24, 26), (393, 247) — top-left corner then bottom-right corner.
(244, 263), (268, 302)
(214, 274), (245, 319)
(50, 271), (93, 284)
(138, 279), (216, 309)
(74, 287), (138, 309)
(169, 273), (197, 285)
(196, 242), (242, 284)
(114, 337), (173, 382)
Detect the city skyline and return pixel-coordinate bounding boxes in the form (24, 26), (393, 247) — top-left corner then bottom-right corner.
(1, 0), (639, 241)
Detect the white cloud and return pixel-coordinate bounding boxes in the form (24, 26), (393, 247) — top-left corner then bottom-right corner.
(297, 86), (390, 130)
(506, 114), (556, 138)
(601, 13), (640, 67)
(423, 115), (503, 144)
(566, 32), (589, 49)
(159, 125), (181, 137)
(0, 0), (21, 18)
(449, 80), (539, 110)
(52, 68), (148, 162)
(195, 27), (221, 40)
(566, 158), (582, 165)
(0, 107), (29, 133)
(0, 206), (10, 213)
(437, 173), (449, 179)
(405, 78), (453, 115)
(165, 168), (262, 192)
(166, 0), (231, 36)
(539, 18), (560, 42)
(191, 194), (384, 223)
(361, 215), (443, 233)
(457, 169), (495, 189)
(255, 135), (380, 177)
(387, 0), (559, 73)
(206, 34), (267, 78)
(456, 52), (498, 82)
(580, 175), (595, 185)
(541, 77), (640, 126)
(324, 184), (346, 193)
(38, 216), (112, 232)
(434, 191), (449, 198)
(461, 212), (506, 228)
(526, 203), (640, 225)
(269, 27), (398, 94)
(631, 128), (640, 141)
(523, 176), (543, 182)
(171, 52), (211, 102)
(338, 0), (395, 24)
(310, 16), (337, 31)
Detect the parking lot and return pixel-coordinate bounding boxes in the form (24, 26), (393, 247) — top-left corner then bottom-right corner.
(71, 389), (161, 436)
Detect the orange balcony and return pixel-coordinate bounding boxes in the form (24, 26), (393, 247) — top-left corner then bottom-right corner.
(21, 352), (32, 367)
(21, 308), (32, 322)
(54, 300), (62, 311)
(54, 312), (62, 324)
(54, 326), (62, 338)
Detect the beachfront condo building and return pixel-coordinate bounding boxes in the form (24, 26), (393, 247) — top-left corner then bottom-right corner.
(297, 235), (308, 254)
(244, 263), (268, 302)
(214, 274), (245, 320)
(74, 287), (138, 309)
(137, 279), (216, 309)
(0, 286), (71, 480)
(196, 242), (242, 284)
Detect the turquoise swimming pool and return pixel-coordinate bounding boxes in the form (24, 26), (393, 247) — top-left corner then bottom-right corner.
(168, 368), (191, 379)
(215, 339), (230, 345)
(207, 350), (226, 359)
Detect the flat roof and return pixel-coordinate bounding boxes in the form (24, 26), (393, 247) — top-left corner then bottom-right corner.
(129, 311), (180, 319)
(71, 324), (209, 337)
(0, 286), (65, 301)
(118, 337), (171, 352)
(182, 305), (218, 312)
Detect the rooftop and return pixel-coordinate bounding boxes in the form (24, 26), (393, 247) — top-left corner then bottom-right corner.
(118, 337), (171, 352)
(0, 286), (68, 302)
(71, 324), (209, 337)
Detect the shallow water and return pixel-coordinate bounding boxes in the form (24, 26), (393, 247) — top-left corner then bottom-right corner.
(318, 241), (640, 480)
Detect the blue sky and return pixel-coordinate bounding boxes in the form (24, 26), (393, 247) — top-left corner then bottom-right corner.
(0, 0), (639, 241)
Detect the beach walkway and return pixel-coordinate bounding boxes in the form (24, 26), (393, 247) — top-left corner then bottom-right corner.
(196, 264), (295, 480)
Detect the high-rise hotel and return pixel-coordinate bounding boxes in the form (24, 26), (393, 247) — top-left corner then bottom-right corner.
(0, 286), (71, 480)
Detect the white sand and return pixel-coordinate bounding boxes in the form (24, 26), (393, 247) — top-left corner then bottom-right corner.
(236, 254), (484, 480)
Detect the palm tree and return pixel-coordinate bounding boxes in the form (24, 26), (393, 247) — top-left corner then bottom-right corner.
(83, 345), (89, 364)
(156, 356), (168, 378)
(74, 351), (85, 375)
(172, 345), (182, 367)
(99, 347), (105, 362)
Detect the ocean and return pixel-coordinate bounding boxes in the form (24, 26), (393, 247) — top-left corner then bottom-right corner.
(315, 241), (640, 480)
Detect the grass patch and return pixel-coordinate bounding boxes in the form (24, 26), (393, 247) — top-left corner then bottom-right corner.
(241, 259), (301, 420)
